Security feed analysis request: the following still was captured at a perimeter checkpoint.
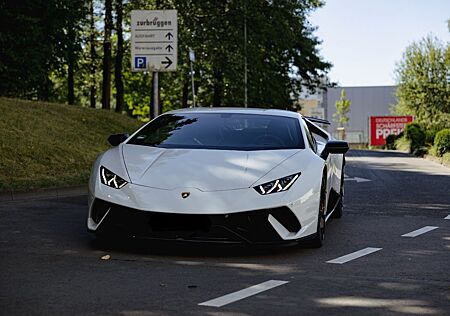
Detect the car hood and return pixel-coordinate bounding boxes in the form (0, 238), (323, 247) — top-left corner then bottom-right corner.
(121, 144), (300, 191)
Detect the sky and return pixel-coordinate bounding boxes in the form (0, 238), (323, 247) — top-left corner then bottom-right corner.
(309, 0), (450, 87)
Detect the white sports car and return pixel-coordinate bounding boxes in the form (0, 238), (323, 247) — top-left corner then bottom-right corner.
(87, 108), (348, 247)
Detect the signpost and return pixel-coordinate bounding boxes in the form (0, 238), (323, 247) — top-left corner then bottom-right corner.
(131, 10), (177, 118)
(369, 116), (414, 146)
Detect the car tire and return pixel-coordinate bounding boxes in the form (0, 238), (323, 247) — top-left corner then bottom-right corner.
(309, 176), (327, 248)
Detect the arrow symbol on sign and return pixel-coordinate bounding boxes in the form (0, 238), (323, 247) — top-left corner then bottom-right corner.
(161, 56), (173, 69)
(344, 174), (372, 183)
(165, 44), (173, 52)
(165, 32), (173, 40)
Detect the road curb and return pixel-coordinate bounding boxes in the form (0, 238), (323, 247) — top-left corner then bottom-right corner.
(0, 186), (87, 203)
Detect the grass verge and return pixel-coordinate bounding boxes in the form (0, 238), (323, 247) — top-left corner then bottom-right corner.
(0, 98), (142, 192)
(442, 153), (450, 168)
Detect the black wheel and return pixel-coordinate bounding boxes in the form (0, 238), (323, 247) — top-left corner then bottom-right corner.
(309, 175), (327, 248)
(332, 170), (344, 218)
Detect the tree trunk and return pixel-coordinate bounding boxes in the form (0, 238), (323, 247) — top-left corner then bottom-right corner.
(182, 79), (189, 108)
(39, 76), (50, 101)
(213, 69), (223, 107)
(114, 0), (124, 113)
(102, 0), (112, 110)
(89, 0), (96, 108)
(67, 28), (75, 105)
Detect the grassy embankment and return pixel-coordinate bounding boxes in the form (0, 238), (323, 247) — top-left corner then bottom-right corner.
(394, 130), (450, 168)
(0, 98), (142, 192)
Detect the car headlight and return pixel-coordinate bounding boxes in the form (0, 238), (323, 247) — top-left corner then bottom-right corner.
(254, 173), (301, 195)
(100, 166), (128, 189)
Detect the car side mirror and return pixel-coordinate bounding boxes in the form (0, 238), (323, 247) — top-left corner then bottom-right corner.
(320, 140), (349, 159)
(108, 133), (129, 146)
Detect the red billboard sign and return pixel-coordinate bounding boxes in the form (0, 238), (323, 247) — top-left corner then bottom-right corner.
(370, 116), (414, 146)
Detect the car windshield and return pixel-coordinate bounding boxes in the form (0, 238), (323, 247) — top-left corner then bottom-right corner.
(127, 112), (305, 151)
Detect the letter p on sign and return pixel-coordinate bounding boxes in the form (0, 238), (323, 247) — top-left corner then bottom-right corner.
(135, 57), (147, 69)
(376, 129), (383, 139)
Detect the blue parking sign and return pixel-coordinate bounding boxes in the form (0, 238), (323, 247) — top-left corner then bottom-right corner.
(135, 57), (147, 69)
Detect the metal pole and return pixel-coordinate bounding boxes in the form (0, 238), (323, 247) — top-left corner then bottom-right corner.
(244, 0), (248, 108)
(190, 60), (196, 107)
(152, 72), (159, 118)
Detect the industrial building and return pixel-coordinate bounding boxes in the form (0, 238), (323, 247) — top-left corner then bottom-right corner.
(298, 85), (397, 144)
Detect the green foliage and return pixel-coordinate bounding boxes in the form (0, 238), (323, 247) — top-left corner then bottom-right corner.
(433, 129), (450, 157)
(121, 0), (331, 118)
(384, 134), (398, 150)
(424, 124), (443, 145)
(333, 89), (351, 127)
(394, 35), (450, 126)
(0, 0), (88, 100)
(403, 122), (426, 155)
(442, 152), (450, 167)
(1, 0), (331, 115)
(0, 97), (142, 191)
(394, 136), (410, 152)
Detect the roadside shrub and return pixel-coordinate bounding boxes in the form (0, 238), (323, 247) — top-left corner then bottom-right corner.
(403, 123), (426, 155)
(384, 134), (397, 150)
(425, 125), (442, 145)
(434, 129), (450, 157)
(443, 153), (450, 167)
(394, 136), (410, 152)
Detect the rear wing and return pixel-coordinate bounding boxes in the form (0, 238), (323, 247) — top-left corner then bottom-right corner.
(303, 116), (330, 140)
(303, 116), (330, 125)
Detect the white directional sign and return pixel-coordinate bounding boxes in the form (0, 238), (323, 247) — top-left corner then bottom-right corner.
(131, 10), (177, 72)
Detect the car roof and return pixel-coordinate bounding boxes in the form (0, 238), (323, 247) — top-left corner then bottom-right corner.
(165, 107), (302, 119)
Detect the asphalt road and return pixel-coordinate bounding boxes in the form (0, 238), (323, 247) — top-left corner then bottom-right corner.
(1, 150), (450, 315)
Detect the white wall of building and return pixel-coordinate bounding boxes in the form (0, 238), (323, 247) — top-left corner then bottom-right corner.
(325, 86), (397, 143)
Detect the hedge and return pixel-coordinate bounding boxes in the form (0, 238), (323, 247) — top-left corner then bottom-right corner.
(434, 129), (450, 157)
(403, 123), (426, 155)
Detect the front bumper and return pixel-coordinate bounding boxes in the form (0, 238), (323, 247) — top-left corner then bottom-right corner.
(90, 198), (302, 244)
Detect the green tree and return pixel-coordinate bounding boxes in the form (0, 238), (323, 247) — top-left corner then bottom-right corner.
(1, 0), (331, 119)
(114, 0), (124, 113)
(394, 35), (450, 127)
(89, 0), (99, 108)
(101, 0), (113, 109)
(0, 0), (87, 103)
(60, 1), (88, 105)
(333, 89), (351, 127)
(122, 0), (330, 119)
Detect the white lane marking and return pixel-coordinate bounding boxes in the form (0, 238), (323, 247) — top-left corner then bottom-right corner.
(326, 247), (382, 264)
(401, 226), (438, 238)
(344, 174), (371, 183)
(198, 280), (289, 307)
(445, 214), (450, 220)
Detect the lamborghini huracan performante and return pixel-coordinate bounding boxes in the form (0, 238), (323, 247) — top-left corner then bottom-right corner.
(87, 108), (348, 247)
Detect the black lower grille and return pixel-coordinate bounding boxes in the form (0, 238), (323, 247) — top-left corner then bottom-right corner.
(148, 213), (211, 232)
(91, 199), (111, 223)
(91, 199), (301, 244)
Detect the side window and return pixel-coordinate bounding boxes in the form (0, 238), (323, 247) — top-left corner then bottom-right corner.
(302, 119), (317, 153)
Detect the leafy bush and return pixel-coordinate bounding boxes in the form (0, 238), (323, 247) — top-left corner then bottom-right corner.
(384, 134), (397, 150)
(424, 124), (449, 145)
(403, 123), (426, 155)
(443, 153), (450, 167)
(394, 136), (410, 152)
(434, 129), (450, 157)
